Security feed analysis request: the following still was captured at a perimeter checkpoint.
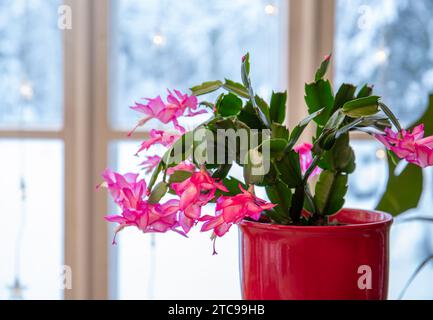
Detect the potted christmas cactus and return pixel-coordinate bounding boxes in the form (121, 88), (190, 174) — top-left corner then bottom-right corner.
(100, 54), (433, 300)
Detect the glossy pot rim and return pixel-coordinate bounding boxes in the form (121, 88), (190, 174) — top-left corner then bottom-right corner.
(239, 208), (393, 233)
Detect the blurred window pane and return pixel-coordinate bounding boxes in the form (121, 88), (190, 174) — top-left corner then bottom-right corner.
(0, 0), (63, 129)
(335, 0), (433, 126)
(111, 0), (285, 131)
(336, 0), (433, 299)
(0, 139), (64, 300)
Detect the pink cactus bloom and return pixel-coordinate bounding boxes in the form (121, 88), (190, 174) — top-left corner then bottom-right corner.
(294, 143), (321, 177)
(140, 155), (162, 174)
(201, 185), (276, 238)
(129, 89), (206, 135)
(99, 169), (145, 206)
(106, 200), (184, 244)
(171, 168), (228, 233)
(101, 169), (185, 243)
(135, 129), (179, 156)
(167, 89), (206, 118)
(101, 169), (149, 242)
(146, 199), (185, 235)
(375, 124), (433, 168)
(166, 161), (196, 175)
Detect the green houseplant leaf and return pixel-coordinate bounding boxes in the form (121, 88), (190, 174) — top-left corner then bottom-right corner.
(148, 182), (168, 204)
(271, 122), (289, 140)
(168, 170), (193, 184)
(222, 79), (249, 98)
(212, 163), (233, 180)
(275, 150), (303, 188)
(241, 53), (270, 128)
(319, 133), (356, 174)
(342, 96), (380, 117)
(285, 108), (324, 151)
(332, 84), (356, 114)
(289, 185), (305, 224)
(190, 80), (223, 96)
(217, 93), (243, 117)
(315, 54), (331, 81)
(356, 84), (374, 98)
(270, 91), (287, 124)
(255, 95), (272, 125)
(376, 156), (423, 216)
(265, 179), (292, 223)
(304, 80), (335, 126)
(243, 149), (265, 185)
(237, 101), (266, 129)
(259, 138), (287, 159)
(314, 171), (348, 216)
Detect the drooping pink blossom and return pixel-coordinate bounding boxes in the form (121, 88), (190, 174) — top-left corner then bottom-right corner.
(100, 170), (185, 243)
(99, 169), (145, 206)
(106, 200), (185, 244)
(146, 199), (184, 235)
(171, 167), (228, 233)
(135, 129), (179, 156)
(101, 169), (149, 242)
(294, 143), (321, 177)
(201, 184), (276, 238)
(140, 155), (162, 174)
(167, 89), (206, 118)
(375, 124), (433, 168)
(166, 161), (196, 175)
(128, 90), (206, 135)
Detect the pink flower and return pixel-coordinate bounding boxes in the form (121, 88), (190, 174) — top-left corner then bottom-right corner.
(146, 199), (184, 235)
(171, 168), (228, 233)
(128, 89), (206, 135)
(140, 155), (161, 174)
(294, 143), (321, 177)
(100, 169), (185, 243)
(106, 200), (185, 243)
(375, 124), (433, 168)
(99, 169), (145, 206)
(135, 129), (179, 156)
(167, 89), (206, 118)
(166, 161), (196, 175)
(201, 185), (276, 238)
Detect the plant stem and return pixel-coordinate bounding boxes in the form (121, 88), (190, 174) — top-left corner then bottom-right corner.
(303, 154), (321, 184)
(379, 102), (402, 132)
(241, 62), (270, 128)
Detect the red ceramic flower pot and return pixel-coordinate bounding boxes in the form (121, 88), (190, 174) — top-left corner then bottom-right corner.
(239, 208), (393, 300)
